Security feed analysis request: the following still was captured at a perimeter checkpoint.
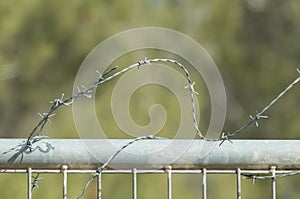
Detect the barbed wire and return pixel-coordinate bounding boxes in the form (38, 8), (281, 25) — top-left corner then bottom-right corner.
(31, 173), (42, 192)
(76, 135), (164, 199)
(25, 58), (205, 147)
(8, 58), (298, 194)
(2, 136), (49, 164)
(25, 58), (300, 147)
(220, 68), (300, 145)
(25, 66), (119, 147)
(20, 58), (202, 193)
(243, 171), (300, 184)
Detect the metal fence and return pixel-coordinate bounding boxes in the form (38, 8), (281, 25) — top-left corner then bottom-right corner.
(1, 139), (300, 199)
(1, 60), (298, 198)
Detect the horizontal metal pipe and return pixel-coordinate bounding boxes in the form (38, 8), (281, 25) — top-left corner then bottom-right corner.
(1, 169), (298, 174)
(0, 139), (300, 170)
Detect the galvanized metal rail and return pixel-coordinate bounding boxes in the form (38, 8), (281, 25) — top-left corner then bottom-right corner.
(1, 139), (300, 169)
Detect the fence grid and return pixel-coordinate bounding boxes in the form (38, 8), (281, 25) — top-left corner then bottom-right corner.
(1, 166), (299, 199)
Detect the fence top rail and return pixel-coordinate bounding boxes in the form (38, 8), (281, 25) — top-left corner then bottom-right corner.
(1, 139), (300, 170)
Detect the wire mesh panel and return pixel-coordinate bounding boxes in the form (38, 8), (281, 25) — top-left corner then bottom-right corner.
(1, 167), (300, 199)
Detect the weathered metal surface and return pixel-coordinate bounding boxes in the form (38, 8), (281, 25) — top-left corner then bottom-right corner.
(0, 139), (299, 170)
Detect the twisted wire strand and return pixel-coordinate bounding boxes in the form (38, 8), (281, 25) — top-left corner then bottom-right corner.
(243, 171), (300, 184)
(20, 58), (299, 194)
(26, 58), (209, 147)
(24, 58), (203, 193)
(223, 71), (300, 142)
(26, 58), (299, 146)
(31, 173), (42, 192)
(76, 135), (164, 199)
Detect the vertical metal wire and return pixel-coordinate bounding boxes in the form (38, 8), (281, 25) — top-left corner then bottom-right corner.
(97, 171), (102, 199)
(202, 168), (207, 199)
(165, 166), (172, 199)
(271, 166), (276, 199)
(132, 168), (137, 199)
(62, 165), (68, 199)
(27, 167), (32, 199)
(237, 168), (241, 199)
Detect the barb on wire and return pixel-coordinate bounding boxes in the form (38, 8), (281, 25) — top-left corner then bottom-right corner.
(147, 58), (207, 140)
(25, 66), (118, 147)
(243, 171), (300, 184)
(220, 69), (300, 145)
(31, 173), (42, 192)
(2, 136), (49, 164)
(77, 135), (164, 199)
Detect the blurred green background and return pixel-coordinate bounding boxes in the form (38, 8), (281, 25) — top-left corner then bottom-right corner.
(0, 0), (300, 198)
